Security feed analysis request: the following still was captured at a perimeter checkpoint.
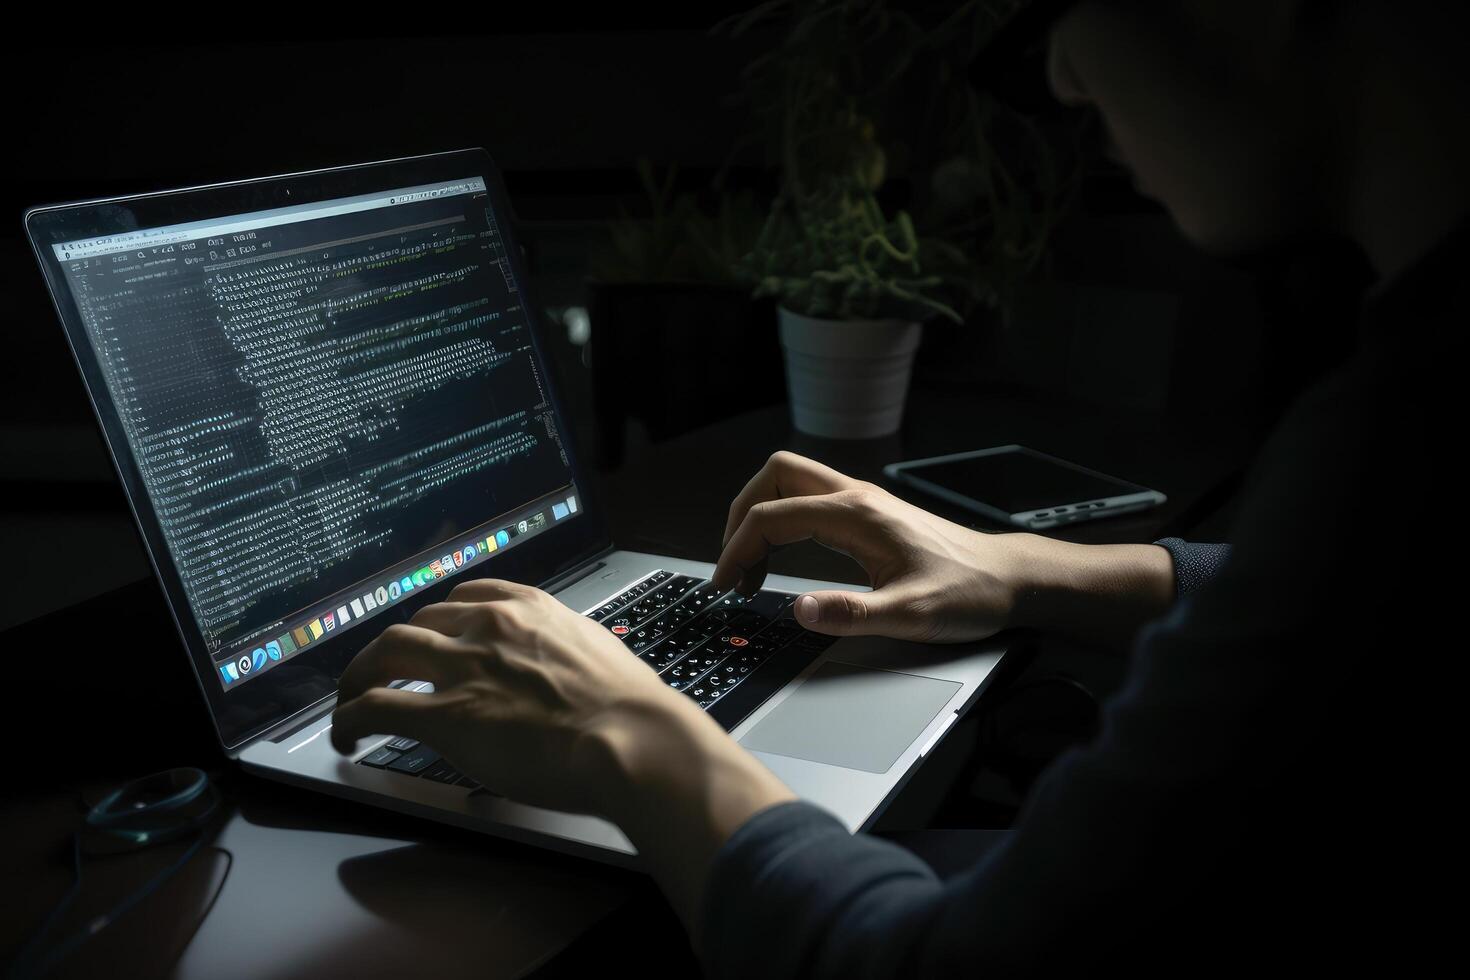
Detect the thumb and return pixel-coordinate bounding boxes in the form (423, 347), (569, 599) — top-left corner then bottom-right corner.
(792, 587), (919, 639)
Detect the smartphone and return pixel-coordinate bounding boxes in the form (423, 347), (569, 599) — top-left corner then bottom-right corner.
(883, 445), (1166, 530)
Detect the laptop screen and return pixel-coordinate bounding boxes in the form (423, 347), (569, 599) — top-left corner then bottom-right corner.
(49, 175), (584, 693)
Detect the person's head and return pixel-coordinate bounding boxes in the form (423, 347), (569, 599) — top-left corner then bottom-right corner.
(1044, 0), (1469, 267)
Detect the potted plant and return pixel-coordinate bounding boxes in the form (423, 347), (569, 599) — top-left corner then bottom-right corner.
(723, 0), (1068, 438)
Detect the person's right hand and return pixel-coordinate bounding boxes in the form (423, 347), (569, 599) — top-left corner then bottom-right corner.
(713, 451), (1029, 642)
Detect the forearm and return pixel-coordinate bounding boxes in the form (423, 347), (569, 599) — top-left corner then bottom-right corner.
(999, 533), (1176, 647)
(583, 695), (797, 940)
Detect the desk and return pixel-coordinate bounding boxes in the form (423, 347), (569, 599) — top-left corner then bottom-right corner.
(1, 391), (1252, 976)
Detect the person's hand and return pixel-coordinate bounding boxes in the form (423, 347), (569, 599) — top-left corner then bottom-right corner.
(329, 577), (714, 816)
(715, 451), (1027, 643)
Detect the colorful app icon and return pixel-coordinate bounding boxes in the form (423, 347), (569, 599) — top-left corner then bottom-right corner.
(480, 538), (491, 553)
(517, 520), (529, 534)
(336, 605), (350, 625)
(221, 662), (239, 683)
(496, 530), (510, 548)
(552, 502), (569, 521)
(238, 654), (253, 675)
(452, 550), (463, 568)
(389, 581), (402, 600)
(308, 619), (324, 640)
(293, 626), (311, 647)
(376, 586), (390, 605)
(350, 598), (365, 618)
(440, 554), (454, 572)
(266, 640), (283, 661)
(251, 648), (268, 671)
(485, 535), (498, 553)
(324, 612), (336, 632)
(363, 591), (377, 611)
(278, 633), (297, 656)
(400, 576), (414, 593)
(464, 544), (477, 561)
(429, 559), (444, 577)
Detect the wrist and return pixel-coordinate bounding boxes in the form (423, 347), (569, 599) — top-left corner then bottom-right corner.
(997, 533), (1176, 641)
(988, 532), (1077, 631)
(576, 689), (797, 939)
(578, 691), (794, 832)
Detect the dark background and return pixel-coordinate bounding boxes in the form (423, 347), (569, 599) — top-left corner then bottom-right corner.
(0, 14), (1367, 629)
(0, 16), (1383, 975)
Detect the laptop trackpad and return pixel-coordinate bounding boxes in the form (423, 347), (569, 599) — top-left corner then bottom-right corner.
(738, 661), (961, 774)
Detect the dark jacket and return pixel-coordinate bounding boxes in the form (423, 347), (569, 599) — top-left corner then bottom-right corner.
(698, 223), (1463, 976)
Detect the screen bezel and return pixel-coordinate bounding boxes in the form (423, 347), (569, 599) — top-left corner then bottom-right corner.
(25, 149), (612, 751)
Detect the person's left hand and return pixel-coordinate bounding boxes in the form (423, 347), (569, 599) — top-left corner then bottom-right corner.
(329, 577), (702, 816)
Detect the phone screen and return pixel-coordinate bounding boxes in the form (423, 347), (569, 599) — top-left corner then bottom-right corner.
(902, 449), (1146, 513)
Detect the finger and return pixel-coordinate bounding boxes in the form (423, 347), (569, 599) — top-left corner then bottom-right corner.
(792, 583), (929, 639)
(722, 452), (856, 549)
(331, 686), (451, 753)
(447, 577), (538, 603)
(337, 623), (465, 706)
(736, 556), (769, 598)
(714, 492), (868, 593)
(409, 601), (490, 636)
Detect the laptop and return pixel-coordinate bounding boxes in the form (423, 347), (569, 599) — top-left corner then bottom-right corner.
(25, 148), (1008, 867)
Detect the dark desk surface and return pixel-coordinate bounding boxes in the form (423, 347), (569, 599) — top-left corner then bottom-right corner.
(2, 390), (1253, 977)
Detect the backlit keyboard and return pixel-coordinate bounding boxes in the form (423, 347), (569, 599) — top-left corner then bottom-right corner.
(583, 570), (834, 709)
(357, 569), (835, 785)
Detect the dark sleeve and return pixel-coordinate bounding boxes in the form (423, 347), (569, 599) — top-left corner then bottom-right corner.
(698, 597), (1235, 977)
(1152, 537), (1231, 596)
(699, 800), (944, 978)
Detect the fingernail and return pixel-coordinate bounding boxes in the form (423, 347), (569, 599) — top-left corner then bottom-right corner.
(795, 595), (820, 625)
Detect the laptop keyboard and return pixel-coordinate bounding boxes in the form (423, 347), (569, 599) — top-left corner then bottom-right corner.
(356, 569), (836, 787)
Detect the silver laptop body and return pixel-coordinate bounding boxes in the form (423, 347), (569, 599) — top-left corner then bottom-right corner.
(26, 150), (1008, 868)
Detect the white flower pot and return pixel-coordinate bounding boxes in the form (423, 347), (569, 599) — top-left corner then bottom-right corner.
(778, 308), (922, 439)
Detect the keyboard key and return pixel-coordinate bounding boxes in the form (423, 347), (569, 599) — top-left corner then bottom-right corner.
(660, 625), (710, 654)
(591, 600), (624, 621)
(664, 603), (697, 625)
(697, 684), (734, 708)
(589, 571), (673, 621)
(422, 761), (463, 783)
(385, 736), (419, 752)
(388, 744), (441, 774)
(360, 746), (402, 768)
(725, 612), (770, 635)
(679, 584), (726, 613)
(641, 644), (687, 670)
(627, 621), (674, 653)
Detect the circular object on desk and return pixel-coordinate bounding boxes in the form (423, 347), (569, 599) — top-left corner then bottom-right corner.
(83, 766), (219, 853)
